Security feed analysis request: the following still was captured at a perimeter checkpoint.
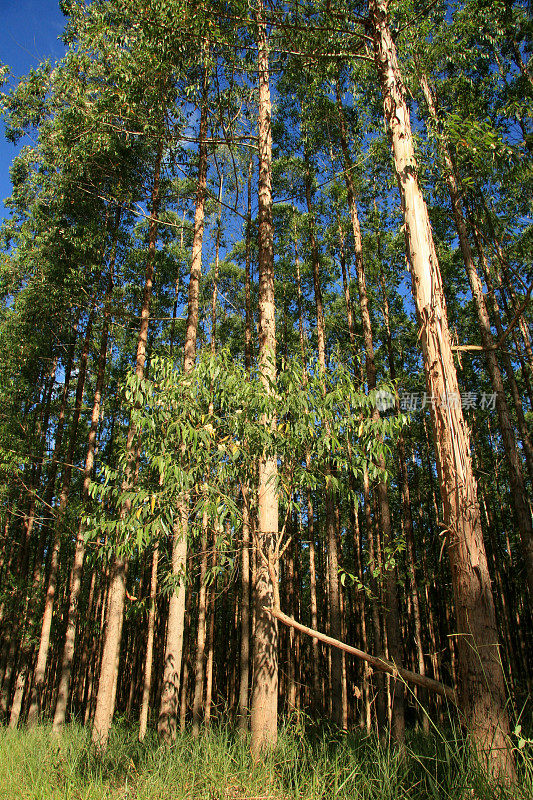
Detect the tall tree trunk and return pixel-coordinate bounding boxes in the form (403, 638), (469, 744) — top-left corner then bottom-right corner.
(369, 0), (514, 778)
(139, 543), (159, 741)
(53, 248), (117, 732)
(191, 510), (209, 737)
(250, 5), (279, 756)
(294, 225), (321, 709)
(92, 141), (163, 749)
(237, 163), (253, 731)
(158, 69), (208, 742)
(204, 534), (217, 727)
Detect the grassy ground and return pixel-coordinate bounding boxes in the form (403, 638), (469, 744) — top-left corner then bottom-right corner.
(0, 719), (530, 800)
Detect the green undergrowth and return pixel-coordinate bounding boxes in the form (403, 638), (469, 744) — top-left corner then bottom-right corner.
(0, 719), (530, 800)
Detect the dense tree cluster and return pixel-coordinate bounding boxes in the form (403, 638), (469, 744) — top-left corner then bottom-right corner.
(0, 0), (531, 784)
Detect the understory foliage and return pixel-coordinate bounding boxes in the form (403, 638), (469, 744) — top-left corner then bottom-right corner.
(89, 350), (402, 563)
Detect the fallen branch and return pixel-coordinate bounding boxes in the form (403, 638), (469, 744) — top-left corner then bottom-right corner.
(268, 607), (456, 704)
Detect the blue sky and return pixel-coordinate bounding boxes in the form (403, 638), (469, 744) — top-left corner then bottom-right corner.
(0, 0), (66, 218)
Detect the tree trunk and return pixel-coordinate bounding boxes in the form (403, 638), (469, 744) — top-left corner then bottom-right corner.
(139, 543), (159, 741)
(53, 256), (116, 732)
(369, 0), (514, 778)
(92, 141), (163, 750)
(191, 510), (209, 737)
(250, 4), (279, 756)
(204, 535), (217, 727)
(237, 487), (251, 730)
(159, 69), (208, 742)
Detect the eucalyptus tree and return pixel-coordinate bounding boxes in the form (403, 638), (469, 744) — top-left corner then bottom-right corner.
(364, 0), (515, 778)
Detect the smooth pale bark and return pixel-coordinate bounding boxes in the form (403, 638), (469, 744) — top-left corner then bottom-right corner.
(138, 543), (158, 741)
(93, 142), (163, 749)
(159, 73), (208, 742)
(191, 182), (221, 736)
(179, 555), (194, 733)
(250, 4), (278, 757)
(237, 488), (251, 730)
(204, 536), (217, 727)
(159, 520), (188, 740)
(237, 163), (253, 732)
(75, 543), (98, 715)
(420, 74), (533, 602)
(369, 0), (514, 779)
(191, 512), (209, 737)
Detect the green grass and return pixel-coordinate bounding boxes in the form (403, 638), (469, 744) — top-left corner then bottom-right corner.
(0, 719), (531, 800)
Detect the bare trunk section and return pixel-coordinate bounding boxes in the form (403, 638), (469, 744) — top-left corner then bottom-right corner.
(138, 543), (158, 741)
(92, 142), (163, 750)
(369, 0), (514, 778)
(204, 534), (217, 727)
(250, 6), (279, 756)
(237, 487), (251, 730)
(237, 163), (253, 731)
(158, 70), (208, 742)
(191, 511), (209, 736)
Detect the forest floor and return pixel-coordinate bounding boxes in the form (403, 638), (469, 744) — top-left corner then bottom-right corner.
(0, 720), (530, 800)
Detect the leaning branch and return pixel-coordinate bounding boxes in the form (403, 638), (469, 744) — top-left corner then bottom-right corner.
(268, 607), (456, 704)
